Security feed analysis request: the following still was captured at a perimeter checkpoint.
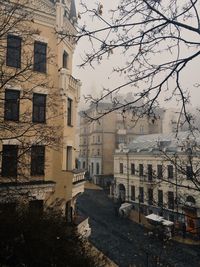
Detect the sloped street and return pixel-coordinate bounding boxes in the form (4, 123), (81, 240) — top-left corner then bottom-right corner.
(77, 184), (200, 267)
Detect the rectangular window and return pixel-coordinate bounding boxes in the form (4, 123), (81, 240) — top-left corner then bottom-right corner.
(157, 165), (163, 179)
(34, 41), (47, 73)
(6, 35), (21, 68)
(167, 165), (173, 179)
(82, 161), (86, 169)
(96, 162), (100, 175)
(31, 146), (45, 176)
(168, 191), (174, 210)
(131, 185), (135, 201)
(91, 162), (94, 174)
(63, 51), (68, 68)
(148, 188), (153, 205)
(66, 146), (72, 170)
(131, 163), (135, 175)
(139, 164), (144, 177)
(1, 145), (18, 177)
(147, 164), (153, 181)
(67, 98), (72, 126)
(186, 165), (193, 180)
(119, 163), (123, 174)
(158, 190), (163, 207)
(4, 89), (20, 121)
(139, 187), (144, 203)
(32, 93), (46, 123)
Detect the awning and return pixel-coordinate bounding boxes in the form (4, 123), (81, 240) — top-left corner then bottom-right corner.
(146, 214), (174, 226)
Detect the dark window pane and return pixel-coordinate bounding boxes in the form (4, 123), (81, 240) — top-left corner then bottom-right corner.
(63, 51), (68, 68)
(148, 188), (153, 205)
(158, 190), (163, 207)
(139, 164), (143, 177)
(6, 35), (21, 68)
(34, 41), (47, 73)
(1, 145), (18, 177)
(168, 165), (173, 179)
(186, 166), (193, 180)
(83, 161), (86, 169)
(32, 93), (46, 123)
(96, 162), (99, 174)
(67, 98), (72, 126)
(66, 146), (72, 170)
(157, 165), (163, 179)
(120, 163), (123, 174)
(168, 191), (174, 210)
(139, 187), (144, 203)
(31, 146), (45, 176)
(131, 163), (135, 175)
(131, 185), (135, 201)
(4, 90), (20, 121)
(148, 164), (152, 181)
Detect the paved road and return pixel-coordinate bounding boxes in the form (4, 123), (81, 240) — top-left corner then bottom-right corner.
(77, 187), (200, 267)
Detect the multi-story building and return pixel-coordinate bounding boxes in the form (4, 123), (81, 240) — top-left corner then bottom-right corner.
(114, 131), (200, 235)
(0, 0), (85, 221)
(79, 100), (163, 186)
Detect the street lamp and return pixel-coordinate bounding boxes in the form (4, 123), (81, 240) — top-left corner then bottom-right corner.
(138, 194), (141, 223)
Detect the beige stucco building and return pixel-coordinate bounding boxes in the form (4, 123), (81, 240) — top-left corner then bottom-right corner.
(0, 0), (85, 221)
(79, 100), (163, 187)
(114, 132), (200, 236)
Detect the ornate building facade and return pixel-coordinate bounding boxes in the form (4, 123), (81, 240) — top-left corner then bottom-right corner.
(114, 132), (200, 236)
(0, 0), (85, 220)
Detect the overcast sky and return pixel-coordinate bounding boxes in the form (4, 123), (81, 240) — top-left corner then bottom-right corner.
(73, 0), (200, 110)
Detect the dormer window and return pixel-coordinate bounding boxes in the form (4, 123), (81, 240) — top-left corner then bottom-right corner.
(63, 51), (68, 69)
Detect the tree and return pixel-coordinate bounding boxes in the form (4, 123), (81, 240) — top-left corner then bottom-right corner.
(68, 0), (200, 129)
(0, 0), (62, 187)
(0, 207), (107, 267)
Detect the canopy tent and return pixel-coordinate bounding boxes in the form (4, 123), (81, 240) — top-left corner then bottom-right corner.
(146, 214), (174, 226)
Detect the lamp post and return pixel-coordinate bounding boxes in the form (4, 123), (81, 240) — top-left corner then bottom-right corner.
(126, 151), (130, 202)
(138, 193), (141, 223)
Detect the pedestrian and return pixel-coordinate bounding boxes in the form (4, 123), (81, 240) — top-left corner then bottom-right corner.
(182, 222), (186, 238)
(114, 205), (118, 216)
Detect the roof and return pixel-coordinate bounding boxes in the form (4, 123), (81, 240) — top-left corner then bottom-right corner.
(125, 131), (200, 154)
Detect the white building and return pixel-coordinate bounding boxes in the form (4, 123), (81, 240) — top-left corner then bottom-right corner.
(114, 131), (200, 236)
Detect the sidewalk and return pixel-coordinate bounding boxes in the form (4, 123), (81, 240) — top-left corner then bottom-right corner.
(84, 181), (103, 190)
(129, 210), (200, 245)
(87, 241), (118, 267)
(173, 235), (200, 245)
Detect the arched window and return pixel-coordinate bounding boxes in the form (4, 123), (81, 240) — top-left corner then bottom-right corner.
(186, 196), (196, 204)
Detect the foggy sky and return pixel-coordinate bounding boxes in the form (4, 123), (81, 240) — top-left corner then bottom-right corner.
(73, 0), (200, 110)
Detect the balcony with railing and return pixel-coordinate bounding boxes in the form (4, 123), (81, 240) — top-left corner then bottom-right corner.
(70, 169), (86, 198)
(59, 68), (81, 99)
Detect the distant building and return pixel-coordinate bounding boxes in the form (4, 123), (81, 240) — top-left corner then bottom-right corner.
(114, 131), (200, 236)
(79, 97), (163, 187)
(162, 108), (188, 133)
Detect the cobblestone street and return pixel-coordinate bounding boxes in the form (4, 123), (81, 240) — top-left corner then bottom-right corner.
(77, 184), (200, 267)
